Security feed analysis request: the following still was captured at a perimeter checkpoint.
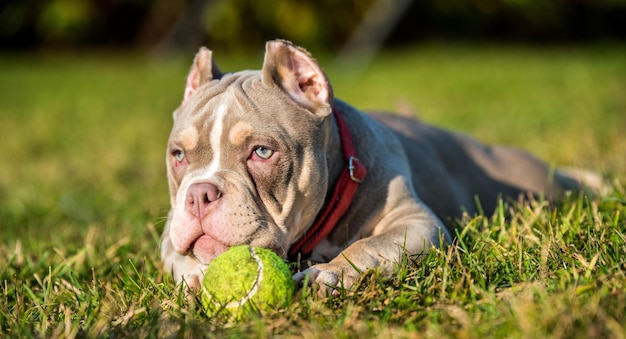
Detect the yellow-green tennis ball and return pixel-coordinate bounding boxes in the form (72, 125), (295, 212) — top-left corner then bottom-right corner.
(201, 245), (296, 319)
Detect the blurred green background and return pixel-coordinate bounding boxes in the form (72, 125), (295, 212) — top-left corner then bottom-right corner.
(2, 0), (626, 52)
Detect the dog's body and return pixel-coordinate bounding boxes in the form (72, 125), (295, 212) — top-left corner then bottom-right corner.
(160, 40), (588, 293)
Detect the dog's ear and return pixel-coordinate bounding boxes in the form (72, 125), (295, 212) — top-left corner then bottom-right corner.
(261, 39), (333, 112)
(183, 47), (223, 104)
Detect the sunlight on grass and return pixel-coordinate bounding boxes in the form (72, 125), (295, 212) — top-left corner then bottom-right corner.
(1, 44), (625, 337)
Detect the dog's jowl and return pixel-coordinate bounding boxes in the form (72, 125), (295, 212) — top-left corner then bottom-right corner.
(160, 39), (594, 295)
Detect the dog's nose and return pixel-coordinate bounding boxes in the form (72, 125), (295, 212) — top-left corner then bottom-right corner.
(186, 183), (221, 218)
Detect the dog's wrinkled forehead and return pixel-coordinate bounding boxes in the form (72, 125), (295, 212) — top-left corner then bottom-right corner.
(170, 39), (335, 151)
(168, 70), (315, 179)
(172, 69), (319, 151)
(175, 71), (256, 123)
(171, 72), (255, 146)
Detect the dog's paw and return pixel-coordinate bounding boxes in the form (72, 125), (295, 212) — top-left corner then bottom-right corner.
(293, 263), (359, 297)
(179, 264), (206, 291)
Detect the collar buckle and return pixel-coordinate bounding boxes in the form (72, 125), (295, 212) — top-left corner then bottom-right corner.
(348, 157), (365, 183)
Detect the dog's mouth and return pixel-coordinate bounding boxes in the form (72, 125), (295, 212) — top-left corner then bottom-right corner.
(190, 234), (229, 264)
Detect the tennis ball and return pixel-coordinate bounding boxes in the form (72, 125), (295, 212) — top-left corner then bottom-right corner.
(201, 245), (296, 319)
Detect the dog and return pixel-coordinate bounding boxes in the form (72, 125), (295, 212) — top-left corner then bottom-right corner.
(160, 39), (593, 295)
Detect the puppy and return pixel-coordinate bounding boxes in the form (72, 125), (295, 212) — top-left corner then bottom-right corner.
(160, 39), (592, 294)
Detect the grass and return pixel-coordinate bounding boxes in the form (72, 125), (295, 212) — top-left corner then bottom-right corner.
(1, 43), (625, 337)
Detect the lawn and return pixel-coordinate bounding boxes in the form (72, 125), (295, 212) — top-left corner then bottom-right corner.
(1, 43), (625, 337)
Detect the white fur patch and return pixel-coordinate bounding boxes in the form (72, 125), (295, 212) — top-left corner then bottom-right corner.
(176, 103), (226, 205)
(170, 103), (228, 246)
(207, 103), (227, 175)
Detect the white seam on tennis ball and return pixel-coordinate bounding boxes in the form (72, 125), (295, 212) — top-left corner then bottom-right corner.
(225, 246), (264, 308)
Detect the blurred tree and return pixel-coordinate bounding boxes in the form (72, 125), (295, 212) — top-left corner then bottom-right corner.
(1, 0), (625, 51)
(38, 0), (91, 42)
(389, 0), (626, 43)
(154, 0), (374, 52)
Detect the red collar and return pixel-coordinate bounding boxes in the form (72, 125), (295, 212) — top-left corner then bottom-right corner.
(288, 106), (367, 258)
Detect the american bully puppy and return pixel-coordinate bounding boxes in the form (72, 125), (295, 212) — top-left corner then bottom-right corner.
(160, 39), (591, 295)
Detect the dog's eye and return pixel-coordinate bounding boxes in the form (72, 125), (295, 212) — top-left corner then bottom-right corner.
(172, 149), (185, 163)
(254, 147), (274, 160)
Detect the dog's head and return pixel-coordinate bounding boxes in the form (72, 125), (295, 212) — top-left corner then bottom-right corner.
(165, 40), (336, 265)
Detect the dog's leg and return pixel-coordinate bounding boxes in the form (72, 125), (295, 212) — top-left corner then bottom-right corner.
(294, 178), (452, 296)
(294, 213), (448, 296)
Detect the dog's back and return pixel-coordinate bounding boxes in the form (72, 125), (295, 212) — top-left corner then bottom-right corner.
(369, 112), (590, 226)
